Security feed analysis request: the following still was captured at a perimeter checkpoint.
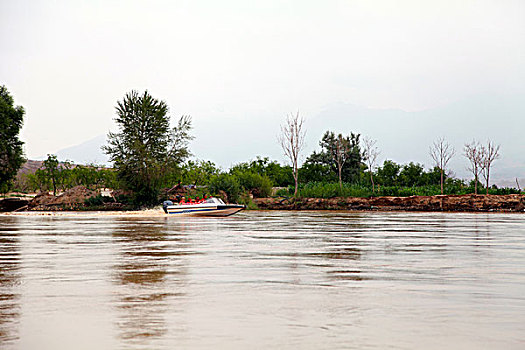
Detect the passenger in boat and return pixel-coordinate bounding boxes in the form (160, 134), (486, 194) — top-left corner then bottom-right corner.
(179, 196), (186, 204)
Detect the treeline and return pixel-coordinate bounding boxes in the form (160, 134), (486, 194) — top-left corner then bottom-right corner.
(13, 149), (519, 204)
(15, 154), (116, 195)
(198, 126), (521, 200)
(192, 156), (519, 202)
(172, 157), (293, 203)
(11, 126), (521, 204)
(3, 86), (521, 206)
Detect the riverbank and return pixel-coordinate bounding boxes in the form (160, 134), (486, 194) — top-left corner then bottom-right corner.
(3, 192), (525, 213)
(0, 186), (132, 212)
(0, 209), (166, 217)
(253, 194), (525, 212)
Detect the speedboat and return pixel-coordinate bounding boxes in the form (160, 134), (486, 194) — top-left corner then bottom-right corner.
(162, 197), (245, 217)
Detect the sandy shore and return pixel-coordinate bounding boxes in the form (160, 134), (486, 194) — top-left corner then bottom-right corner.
(0, 208), (167, 217)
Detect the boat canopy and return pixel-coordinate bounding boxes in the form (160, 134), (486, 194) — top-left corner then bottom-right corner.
(205, 197), (226, 205)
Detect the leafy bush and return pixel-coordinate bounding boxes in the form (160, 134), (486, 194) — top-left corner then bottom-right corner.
(295, 182), (371, 198)
(230, 157), (294, 187)
(488, 187), (521, 195)
(275, 187), (293, 196)
(114, 194), (132, 204)
(180, 160), (221, 186)
(84, 195), (114, 206)
(234, 172), (273, 198)
(208, 173), (242, 203)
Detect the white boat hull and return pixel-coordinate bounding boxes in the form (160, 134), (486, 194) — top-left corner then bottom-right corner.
(162, 198), (245, 217)
(164, 204), (245, 217)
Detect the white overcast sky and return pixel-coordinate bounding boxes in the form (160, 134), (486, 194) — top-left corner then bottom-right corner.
(1, 0), (524, 164)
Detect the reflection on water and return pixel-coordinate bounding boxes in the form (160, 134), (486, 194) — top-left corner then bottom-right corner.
(0, 217), (20, 348)
(0, 211), (525, 349)
(111, 219), (191, 346)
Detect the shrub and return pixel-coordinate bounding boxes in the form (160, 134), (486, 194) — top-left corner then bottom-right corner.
(297, 182), (372, 198)
(208, 173), (242, 203)
(84, 195), (114, 207)
(235, 172), (273, 198)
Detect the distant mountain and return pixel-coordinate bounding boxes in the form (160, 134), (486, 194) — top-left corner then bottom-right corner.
(18, 159), (43, 174)
(54, 134), (109, 165)
(308, 94), (525, 185)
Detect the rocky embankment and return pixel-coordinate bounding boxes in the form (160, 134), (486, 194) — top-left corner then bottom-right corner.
(253, 194), (525, 212)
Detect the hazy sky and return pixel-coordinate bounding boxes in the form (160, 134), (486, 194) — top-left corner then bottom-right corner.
(1, 0), (524, 167)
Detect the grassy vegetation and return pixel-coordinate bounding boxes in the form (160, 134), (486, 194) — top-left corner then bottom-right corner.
(276, 181), (522, 199)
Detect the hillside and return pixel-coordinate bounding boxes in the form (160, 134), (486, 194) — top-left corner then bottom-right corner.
(18, 160), (43, 175)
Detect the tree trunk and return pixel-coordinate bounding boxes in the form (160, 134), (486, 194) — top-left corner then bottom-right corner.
(338, 165), (343, 195)
(294, 171), (298, 198)
(486, 168), (490, 195)
(440, 169), (444, 195)
(370, 171), (375, 192)
(474, 174), (478, 194)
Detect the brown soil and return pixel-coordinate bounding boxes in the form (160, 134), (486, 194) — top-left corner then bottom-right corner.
(253, 194), (525, 212)
(28, 186), (99, 211)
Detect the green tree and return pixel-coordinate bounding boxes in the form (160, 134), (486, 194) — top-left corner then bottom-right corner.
(208, 173), (242, 203)
(398, 162), (424, 187)
(229, 162), (273, 198)
(169, 115), (194, 165)
(0, 85), (25, 193)
(258, 160), (294, 187)
(421, 166), (442, 186)
(68, 164), (116, 189)
(300, 152), (338, 183)
(376, 160), (401, 186)
(308, 131), (362, 191)
(181, 160), (220, 186)
(230, 157), (294, 187)
(57, 160), (73, 192)
(103, 90), (192, 205)
(42, 154), (60, 196)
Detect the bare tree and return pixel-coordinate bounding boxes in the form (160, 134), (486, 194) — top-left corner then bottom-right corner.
(464, 140), (483, 194)
(480, 140), (500, 195)
(362, 136), (380, 192)
(333, 134), (350, 194)
(278, 112), (306, 197)
(318, 131), (360, 195)
(429, 137), (455, 195)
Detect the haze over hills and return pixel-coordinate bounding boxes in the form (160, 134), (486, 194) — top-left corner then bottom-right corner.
(308, 94), (525, 183)
(38, 134), (109, 165)
(44, 95), (525, 187)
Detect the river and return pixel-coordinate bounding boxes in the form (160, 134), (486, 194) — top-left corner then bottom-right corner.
(1, 211), (524, 349)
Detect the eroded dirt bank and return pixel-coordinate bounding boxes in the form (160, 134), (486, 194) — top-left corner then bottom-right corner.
(253, 194), (525, 212)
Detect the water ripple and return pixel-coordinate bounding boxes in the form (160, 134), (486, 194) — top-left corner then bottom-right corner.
(0, 211), (524, 349)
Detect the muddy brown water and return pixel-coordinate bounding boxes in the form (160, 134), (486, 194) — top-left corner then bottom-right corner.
(1, 211), (525, 349)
